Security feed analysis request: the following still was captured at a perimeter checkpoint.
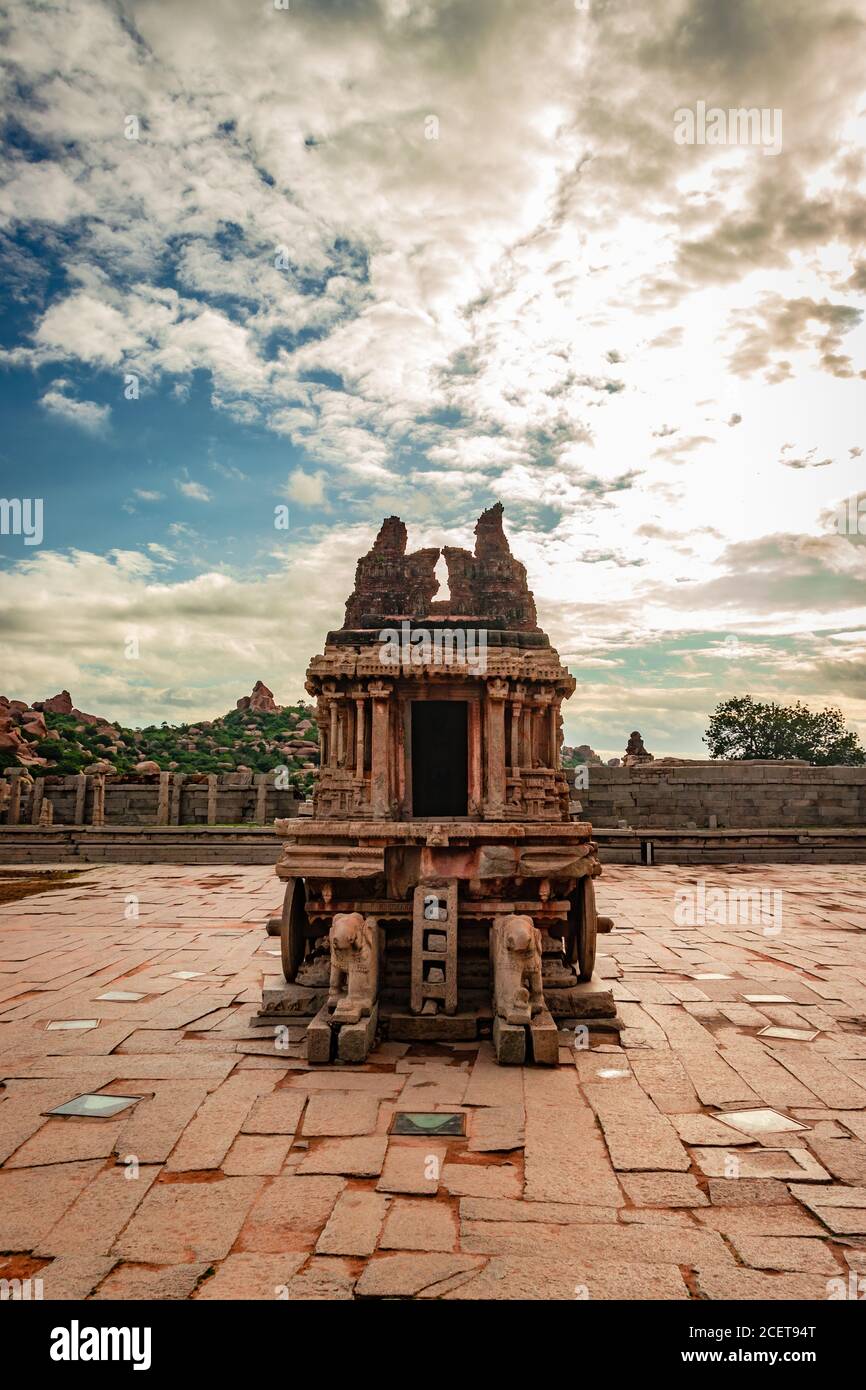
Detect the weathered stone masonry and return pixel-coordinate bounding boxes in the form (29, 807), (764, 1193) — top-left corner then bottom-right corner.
(575, 760), (866, 830)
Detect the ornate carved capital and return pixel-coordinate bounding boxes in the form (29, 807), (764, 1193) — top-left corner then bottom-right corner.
(486, 677), (509, 701)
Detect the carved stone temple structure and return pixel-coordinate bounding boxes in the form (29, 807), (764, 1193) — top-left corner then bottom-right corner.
(261, 503), (615, 1063)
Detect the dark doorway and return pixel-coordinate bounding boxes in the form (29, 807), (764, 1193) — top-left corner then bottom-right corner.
(411, 701), (468, 816)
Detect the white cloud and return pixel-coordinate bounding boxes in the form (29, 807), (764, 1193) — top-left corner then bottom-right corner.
(0, 533), (362, 724)
(3, 0), (866, 744)
(0, 528), (863, 754)
(175, 479), (213, 502)
(146, 542), (176, 563)
(210, 461), (247, 481)
(284, 467), (326, 508)
(4, 0), (863, 507)
(39, 380), (110, 433)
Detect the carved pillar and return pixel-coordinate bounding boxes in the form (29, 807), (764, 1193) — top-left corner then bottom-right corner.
(157, 772), (171, 826)
(255, 773), (268, 824)
(535, 688), (553, 768)
(170, 771), (185, 825)
(317, 698), (327, 768)
(207, 774), (218, 825)
(91, 774), (105, 827)
(549, 700), (561, 770)
(526, 693), (547, 768)
(329, 698), (338, 769)
(31, 778), (45, 826)
(467, 697), (482, 814)
(510, 687), (524, 776)
(7, 772), (22, 825)
(354, 696), (365, 775)
(369, 681), (392, 818)
(73, 773), (87, 825)
(340, 702), (350, 767)
(396, 698), (407, 810)
(519, 701), (532, 769)
(485, 678), (508, 816)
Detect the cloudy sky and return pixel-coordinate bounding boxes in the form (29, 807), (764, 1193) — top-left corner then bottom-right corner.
(1, 0), (865, 758)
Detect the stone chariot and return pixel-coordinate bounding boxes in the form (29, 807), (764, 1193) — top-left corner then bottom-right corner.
(261, 504), (614, 1064)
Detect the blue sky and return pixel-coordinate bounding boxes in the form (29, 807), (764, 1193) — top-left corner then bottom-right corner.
(1, 0), (865, 759)
(0, 360), (302, 569)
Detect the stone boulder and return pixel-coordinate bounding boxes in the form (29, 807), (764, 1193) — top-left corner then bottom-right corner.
(39, 690), (74, 715)
(135, 760), (161, 773)
(237, 680), (280, 713)
(17, 753), (48, 767)
(575, 743), (603, 765)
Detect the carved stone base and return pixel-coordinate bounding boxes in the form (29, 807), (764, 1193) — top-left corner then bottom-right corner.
(492, 1005), (558, 1065)
(544, 974), (616, 1019)
(338, 1004), (379, 1063)
(306, 1005), (334, 1063)
(493, 1015), (526, 1065)
(305, 1001), (380, 1064)
(528, 1006), (558, 1064)
(259, 982), (328, 1018)
(388, 1012), (479, 1042)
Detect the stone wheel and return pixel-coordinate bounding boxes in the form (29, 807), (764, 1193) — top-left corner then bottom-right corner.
(566, 875), (598, 982)
(279, 877), (308, 983)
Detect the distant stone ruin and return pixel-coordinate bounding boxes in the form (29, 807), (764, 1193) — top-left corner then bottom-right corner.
(623, 730), (654, 766)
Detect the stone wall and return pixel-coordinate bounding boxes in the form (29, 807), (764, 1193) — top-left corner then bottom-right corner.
(572, 761), (866, 830)
(3, 823), (864, 866)
(5, 760), (865, 831)
(0, 770), (302, 827)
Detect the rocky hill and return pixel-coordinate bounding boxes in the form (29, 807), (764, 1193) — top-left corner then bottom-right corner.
(0, 684), (320, 797)
(2, 683), (603, 798)
(561, 743), (603, 768)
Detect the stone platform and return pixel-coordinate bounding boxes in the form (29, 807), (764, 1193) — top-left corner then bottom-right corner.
(4, 823), (866, 866)
(258, 977), (617, 1031)
(1, 862), (865, 1301)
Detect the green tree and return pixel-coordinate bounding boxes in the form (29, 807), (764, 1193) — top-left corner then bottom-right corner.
(704, 696), (865, 765)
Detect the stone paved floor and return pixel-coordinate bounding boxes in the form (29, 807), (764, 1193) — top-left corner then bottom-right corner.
(1, 862), (865, 1301)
